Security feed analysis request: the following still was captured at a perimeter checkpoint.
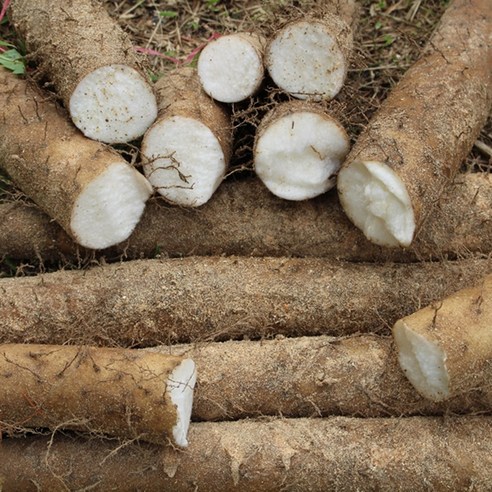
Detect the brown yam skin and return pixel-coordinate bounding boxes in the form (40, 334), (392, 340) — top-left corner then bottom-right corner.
(143, 67), (232, 165)
(394, 274), (492, 401)
(338, 0), (492, 242)
(1, 417), (492, 491)
(156, 335), (492, 421)
(9, 0), (146, 109)
(0, 256), (490, 346)
(2, 173), (491, 263)
(0, 68), (130, 244)
(0, 344), (188, 445)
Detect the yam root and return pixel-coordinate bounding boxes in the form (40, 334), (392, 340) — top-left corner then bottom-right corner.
(254, 101), (350, 200)
(0, 68), (152, 250)
(153, 335), (492, 421)
(2, 173), (491, 263)
(0, 256), (490, 346)
(10, 0), (157, 143)
(265, 11), (354, 101)
(197, 33), (266, 103)
(1, 416), (492, 491)
(142, 68), (232, 207)
(0, 344), (196, 446)
(337, 0), (492, 247)
(393, 274), (492, 402)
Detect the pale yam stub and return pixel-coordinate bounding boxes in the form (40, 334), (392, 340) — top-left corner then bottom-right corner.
(10, 0), (157, 143)
(265, 14), (353, 101)
(0, 68), (152, 250)
(198, 33), (266, 103)
(254, 101), (350, 200)
(0, 344), (196, 447)
(142, 68), (232, 207)
(337, 0), (492, 248)
(393, 274), (492, 402)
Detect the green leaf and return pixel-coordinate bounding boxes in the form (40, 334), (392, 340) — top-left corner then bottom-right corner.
(375, 20), (382, 30)
(0, 49), (25, 74)
(383, 34), (395, 46)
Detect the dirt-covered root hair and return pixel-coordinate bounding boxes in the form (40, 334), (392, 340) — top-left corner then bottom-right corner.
(197, 33), (266, 103)
(254, 101), (350, 200)
(393, 274), (492, 402)
(337, 0), (492, 248)
(10, 0), (158, 144)
(0, 67), (152, 250)
(0, 344), (196, 447)
(142, 68), (232, 207)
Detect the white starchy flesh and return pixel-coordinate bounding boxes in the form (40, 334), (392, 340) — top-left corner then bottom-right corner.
(70, 64), (158, 144)
(337, 160), (415, 247)
(267, 21), (346, 100)
(143, 116), (226, 207)
(71, 162), (153, 250)
(393, 321), (450, 401)
(255, 111), (350, 200)
(168, 359), (197, 448)
(198, 34), (265, 103)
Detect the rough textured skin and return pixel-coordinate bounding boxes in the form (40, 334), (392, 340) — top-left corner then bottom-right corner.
(0, 68), (135, 244)
(2, 173), (491, 263)
(0, 256), (490, 346)
(150, 335), (492, 421)
(338, 0), (492, 244)
(1, 416), (492, 491)
(394, 274), (492, 401)
(9, 0), (146, 107)
(143, 67), (232, 165)
(0, 344), (186, 445)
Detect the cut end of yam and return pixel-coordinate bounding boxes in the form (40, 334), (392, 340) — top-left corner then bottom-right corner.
(71, 163), (153, 250)
(254, 111), (350, 200)
(168, 358), (197, 447)
(142, 116), (226, 207)
(337, 160), (415, 247)
(198, 34), (265, 103)
(70, 65), (158, 144)
(393, 320), (450, 402)
(266, 21), (347, 101)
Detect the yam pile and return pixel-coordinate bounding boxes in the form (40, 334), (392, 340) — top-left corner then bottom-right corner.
(0, 0), (491, 490)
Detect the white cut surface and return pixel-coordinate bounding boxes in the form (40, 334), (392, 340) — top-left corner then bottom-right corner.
(168, 358), (197, 447)
(254, 111), (349, 200)
(393, 321), (450, 401)
(266, 21), (346, 100)
(142, 116), (226, 207)
(337, 160), (415, 247)
(198, 34), (264, 103)
(71, 162), (152, 250)
(70, 64), (158, 144)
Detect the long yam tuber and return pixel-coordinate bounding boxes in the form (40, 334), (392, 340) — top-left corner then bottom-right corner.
(0, 256), (490, 346)
(0, 68), (152, 250)
(393, 274), (492, 402)
(2, 173), (491, 263)
(1, 416), (492, 491)
(0, 344), (196, 446)
(337, 0), (492, 247)
(10, 0), (157, 143)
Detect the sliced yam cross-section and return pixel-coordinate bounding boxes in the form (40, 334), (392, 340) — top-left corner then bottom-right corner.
(197, 33), (266, 103)
(254, 102), (350, 200)
(265, 17), (353, 101)
(0, 67), (152, 250)
(142, 68), (232, 207)
(10, 0), (158, 144)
